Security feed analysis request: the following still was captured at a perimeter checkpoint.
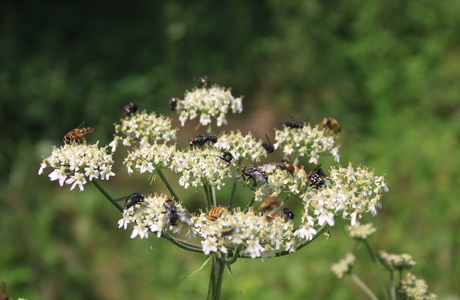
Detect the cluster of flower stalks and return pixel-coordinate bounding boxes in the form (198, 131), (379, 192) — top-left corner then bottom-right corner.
(39, 82), (395, 298)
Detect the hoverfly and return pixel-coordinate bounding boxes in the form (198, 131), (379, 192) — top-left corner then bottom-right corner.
(114, 193), (145, 209)
(318, 117), (344, 139)
(192, 74), (210, 88)
(189, 133), (218, 149)
(220, 227), (235, 237)
(257, 198), (280, 210)
(63, 121), (94, 144)
(262, 134), (275, 154)
(206, 206), (228, 221)
(169, 97), (179, 111)
(123, 102), (139, 116)
(164, 198), (181, 226)
(307, 164), (328, 189)
(241, 166), (268, 189)
(0, 281), (9, 300)
(282, 208), (295, 220)
(282, 116), (304, 129)
(218, 151), (234, 165)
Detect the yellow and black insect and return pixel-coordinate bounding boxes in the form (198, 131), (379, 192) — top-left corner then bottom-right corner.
(114, 193), (145, 209)
(0, 281), (9, 300)
(220, 227), (234, 237)
(206, 205), (228, 221)
(282, 116), (304, 129)
(257, 198), (280, 210)
(318, 117), (348, 139)
(189, 133), (218, 149)
(63, 121), (94, 144)
(262, 134), (275, 154)
(307, 164), (328, 189)
(123, 102), (139, 115)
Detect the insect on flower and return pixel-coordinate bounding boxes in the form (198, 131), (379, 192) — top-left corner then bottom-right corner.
(206, 206), (229, 221)
(192, 74), (210, 88)
(282, 116), (304, 129)
(189, 133), (218, 149)
(220, 227), (234, 237)
(262, 134), (275, 154)
(283, 208), (295, 220)
(114, 193), (145, 209)
(241, 166), (268, 189)
(63, 121), (94, 144)
(307, 164), (328, 189)
(123, 102), (139, 116)
(257, 198), (280, 210)
(0, 281), (9, 300)
(169, 97), (179, 111)
(218, 151), (234, 165)
(318, 117), (343, 139)
(164, 198), (181, 226)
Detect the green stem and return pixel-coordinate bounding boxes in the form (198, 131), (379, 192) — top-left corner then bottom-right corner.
(350, 273), (379, 300)
(243, 195), (256, 213)
(92, 179), (123, 212)
(204, 184), (212, 208)
(207, 255), (225, 300)
(158, 169), (180, 201)
(363, 240), (390, 300)
(228, 159), (242, 209)
(161, 232), (203, 253)
(390, 270), (396, 300)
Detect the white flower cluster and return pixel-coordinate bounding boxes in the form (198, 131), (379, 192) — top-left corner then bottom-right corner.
(176, 86), (243, 127)
(118, 194), (190, 238)
(169, 148), (234, 190)
(193, 208), (296, 260)
(110, 111), (177, 151)
(38, 142), (115, 191)
(253, 166), (307, 201)
(213, 131), (267, 162)
(377, 250), (416, 271)
(400, 273), (438, 300)
(275, 124), (340, 163)
(123, 143), (177, 174)
(301, 164), (388, 228)
(347, 222), (377, 240)
(330, 252), (356, 279)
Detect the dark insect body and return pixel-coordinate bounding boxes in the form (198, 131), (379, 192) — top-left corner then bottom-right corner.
(218, 151), (234, 165)
(262, 134), (275, 153)
(307, 164), (328, 189)
(241, 166), (268, 189)
(123, 102), (139, 115)
(115, 193), (145, 209)
(282, 116), (304, 129)
(283, 208), (295, 220)
(63, 121), (94, 144)
(169, 97), (178, 111)
(192, 75), (210, 88)
(220, 227), (234, 237)
(164, 199), (181, 226)
(189, 133), (218, 149)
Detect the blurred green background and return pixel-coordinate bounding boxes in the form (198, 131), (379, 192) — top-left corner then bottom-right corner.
(1, 0), (459, 299)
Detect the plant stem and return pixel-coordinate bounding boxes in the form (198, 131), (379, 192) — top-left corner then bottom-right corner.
(363, 240), (390, 300)
(92, 179), (123, 212)
(204, 184), (212, 208)
(158, 169), (180, 201)
(161, 232), (203, 253)
(350, 273), (379, 300)
(207, 255), (225, 300)
(228, 159), (242, 209)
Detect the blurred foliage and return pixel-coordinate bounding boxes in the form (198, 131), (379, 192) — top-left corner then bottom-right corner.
(1, 0), (460, 299)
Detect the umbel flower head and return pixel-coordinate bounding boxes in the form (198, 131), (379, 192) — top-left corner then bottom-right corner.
(377, 250), (417, 271)
(175, 85), (243, 127)
(331, 252), (356, 279)
(399, 273), (438, 300)
(110, 111), (177, 151)
(38, 142), (115, 191)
